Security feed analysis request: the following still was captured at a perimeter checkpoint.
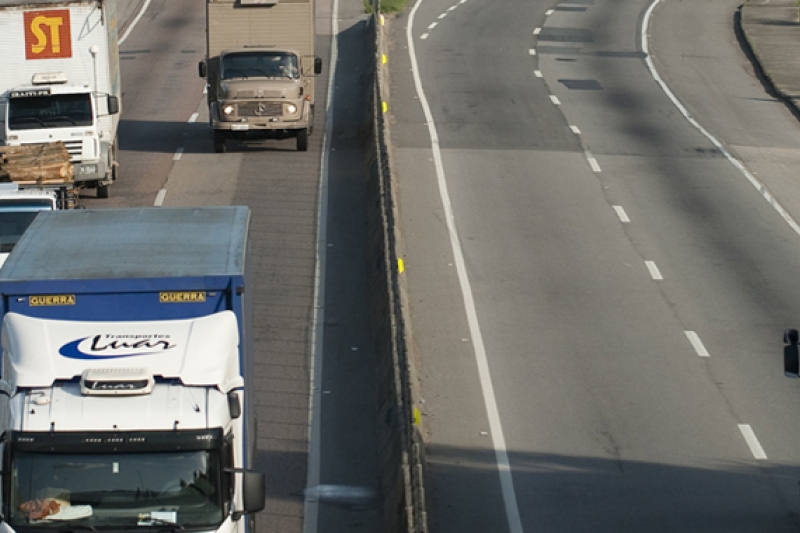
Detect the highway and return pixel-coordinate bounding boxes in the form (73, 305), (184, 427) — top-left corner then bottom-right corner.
(389, 0), (800, 531)
(104, 1), (379, 532)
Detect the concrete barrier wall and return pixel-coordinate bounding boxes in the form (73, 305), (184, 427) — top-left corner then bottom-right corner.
(364, 10), (429, 533)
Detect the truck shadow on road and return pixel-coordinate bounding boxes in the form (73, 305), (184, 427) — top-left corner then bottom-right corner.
(119, 118), (321, 155)
(422, 443), (800, 533)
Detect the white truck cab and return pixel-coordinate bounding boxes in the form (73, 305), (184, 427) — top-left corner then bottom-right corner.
(0, 183), (56, 268)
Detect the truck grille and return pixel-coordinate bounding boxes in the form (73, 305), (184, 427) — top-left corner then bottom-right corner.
(237, 102), (282, 118)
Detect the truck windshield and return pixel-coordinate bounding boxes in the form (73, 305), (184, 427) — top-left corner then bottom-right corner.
(8, 450), (225, 530)
(0, 201), (53, 253)
(8, 94), (93, 130)
(220, 52), (299, 80)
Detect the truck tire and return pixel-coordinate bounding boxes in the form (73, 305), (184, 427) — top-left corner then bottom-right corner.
(97, 183), (110, 199)
(296, 129), (308, 152)
(214, 131), (227, 153)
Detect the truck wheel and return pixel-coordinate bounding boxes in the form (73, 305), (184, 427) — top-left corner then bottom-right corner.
(214, 131), (227, 153)
(296, 129), (308, 152)
(97, 183), (110, 199)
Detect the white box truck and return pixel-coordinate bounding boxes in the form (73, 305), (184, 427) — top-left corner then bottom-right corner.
(0, 207), (265, 532)
(0, 0), (121, 198)
(200, 0), (322, 152)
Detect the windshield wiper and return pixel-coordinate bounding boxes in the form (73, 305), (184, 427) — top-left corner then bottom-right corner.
(56, 526), (97, 532)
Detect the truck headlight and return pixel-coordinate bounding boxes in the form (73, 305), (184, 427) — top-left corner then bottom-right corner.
(285, 104), (297, 115)
(223, 104), (235, 116)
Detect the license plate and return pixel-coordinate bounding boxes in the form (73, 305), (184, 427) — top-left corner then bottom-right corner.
(230, 124), (249, 131)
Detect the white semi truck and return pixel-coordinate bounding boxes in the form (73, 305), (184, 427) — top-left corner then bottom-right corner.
(0, 207), (265, 532)
(200, 0), (322, 152)
(0, 0), (121, 198)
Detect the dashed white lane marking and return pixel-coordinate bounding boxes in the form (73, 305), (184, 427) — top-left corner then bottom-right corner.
(738, 424), (767, 460)
(438, 12), (447, 18)
(585, 151), (601, 172)
(154, 188), (167, 207)
(570, 125), (581, 135)
(684, 331), (709, 357)
(428, 22), (438, 29)
(533, 27), (541, 35)
(407, 0), (524, 531)
(448, 5), (457, 10)
(534, 70), (543, 78)
(529, 49), (537, 56)
(549, 95), (559, 105)
(613, 206), (630, 223)
(645, 261), (663, 280)
(188, 113), (199, 123)
(420, 33), (429, 40)
(545, 8), (554, 15)
(173, 147), (184, 161)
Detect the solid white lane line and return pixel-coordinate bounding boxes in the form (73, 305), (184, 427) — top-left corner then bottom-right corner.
(153, 188), (166, 207)
(118, 0), (151, 44)
(684, 331), (709, 357)
(643, 0), (800, 239)
(645, 261), (663, 280)
(408, 2), (524, 532)
(304, 0), (339, 526)
(738, 424), (767, 460)
(613, 206), (630, 223)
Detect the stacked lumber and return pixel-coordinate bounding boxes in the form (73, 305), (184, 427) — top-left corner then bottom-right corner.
(0, 142), (73, 185)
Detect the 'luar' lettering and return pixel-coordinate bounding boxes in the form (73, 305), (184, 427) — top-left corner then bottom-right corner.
(90, 336), (175, 352)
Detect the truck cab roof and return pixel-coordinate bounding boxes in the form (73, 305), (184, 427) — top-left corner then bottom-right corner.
(0, 184), (57, 268)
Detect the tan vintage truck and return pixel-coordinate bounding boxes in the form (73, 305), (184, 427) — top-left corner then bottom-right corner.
(199, 0), (322, 153)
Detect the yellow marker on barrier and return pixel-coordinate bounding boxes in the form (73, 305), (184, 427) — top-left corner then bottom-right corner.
(381, 54), (387, 65)
(398, 258), (405, 273)
(382, 101), (388, 113)
(379, 14), (385, 25)
(413, 407), (421, 425)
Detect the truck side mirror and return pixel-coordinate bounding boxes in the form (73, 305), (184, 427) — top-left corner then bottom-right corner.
(314, 57), (322, 75)
(242, 471), (265, 514)
(107, 95), (119, 115)
(199, 60), (207, 79)
(227, 391), (241, 419)
(785, 328), (799, 377)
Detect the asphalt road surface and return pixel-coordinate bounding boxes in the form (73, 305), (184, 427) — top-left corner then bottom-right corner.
(102, 1), (379, 532)
(389, 0), (800, 531)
